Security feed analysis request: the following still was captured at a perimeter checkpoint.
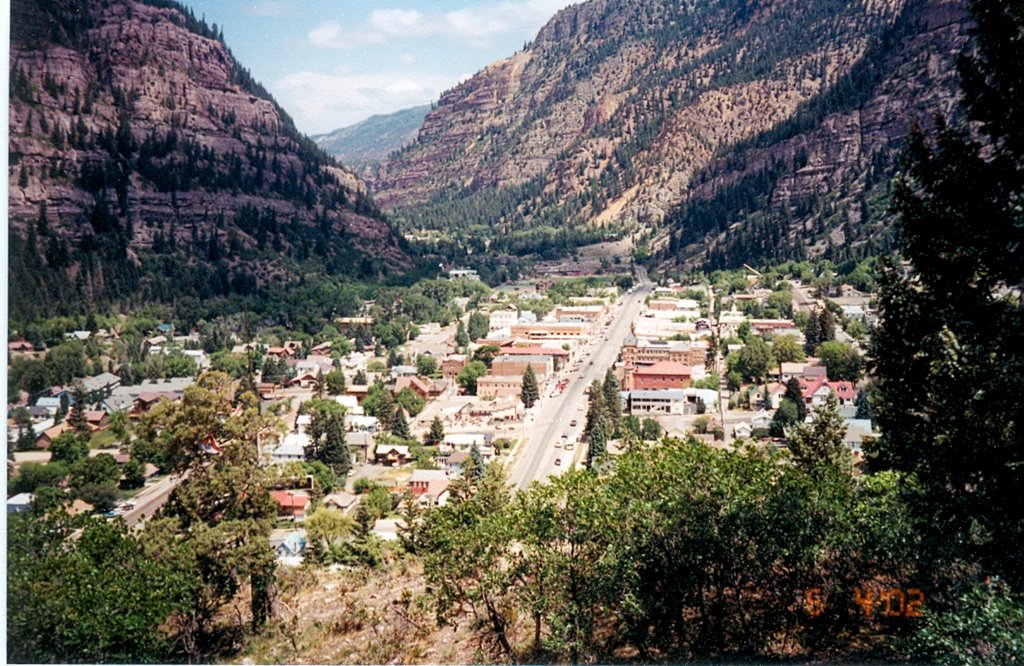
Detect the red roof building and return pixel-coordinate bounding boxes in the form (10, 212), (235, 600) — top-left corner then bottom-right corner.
(629, 361), (693, 390)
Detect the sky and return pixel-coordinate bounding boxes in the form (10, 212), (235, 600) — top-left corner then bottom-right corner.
(180, 0), (578, 136)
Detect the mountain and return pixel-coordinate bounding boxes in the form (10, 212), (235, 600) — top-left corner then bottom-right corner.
(313, 105), (431, 172)
(371, 0), (971, 269)
(8, 0), (408, 323)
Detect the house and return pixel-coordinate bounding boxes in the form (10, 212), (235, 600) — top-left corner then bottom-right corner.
(267, 433), (308, 465)
(275, 532), (308, 561)
(843, 419), (878, 453)
(81, 372), (121, 398)
(448, 268), (479, 281)
(779, 363), (809, 382)
(489, 309), (518, 330)
(36, 421), (73, 449)
(83, 411), (110, 431)
(7, 493), (34, 513)
(266, 347), (294, 359)
(797, 377), (857, 408)
(65, 330), (92, 342)
(285, 371), (320, 389)
(374, 444), (410, 466)
(346, 414), (379, 433)
(389, 365), (418, 380)
(347, 432), (375, 463)
(34, 396), (64, 415)
(394, 375), (432, 401)
(311, 341), (332, 355)
(409, 469), (448, 495)
(8, 340), (34, 354)
(271, 491), (311, 519)
(295, 414), (312, 435)
(751, 411), (773, 431)
(441, 450), (470, 476)
(409, 469), (450, 507)
(323, 491), (360, 514)
(628, 361), (692, 391)
(733, 422), (753, 439)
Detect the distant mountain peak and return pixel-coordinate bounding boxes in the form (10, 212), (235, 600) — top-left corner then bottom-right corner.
(312, 105), (431, 172)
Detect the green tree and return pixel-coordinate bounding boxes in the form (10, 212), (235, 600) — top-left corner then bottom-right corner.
(772, 334), (805, 363)
(66, 388), (91, 441)
(469, 442), (485, 480)
(10, 461), (69, 495)
(472, 344), (501, 369)
(324, 369), (346, 395)
(468, 310), (490, 341)
(770, 399), (799, 437)
(7, 512), (195, 663)
(728, 336), (774, 384)
(785, 392), (850, 474)
(456, 360), (488, 395)
(424, 416), (445, 446)
(586, 418), (607, 469)
(391, 405), (411, 440)
(395, 386), (425, 416)
(912, 580), (1024, 665)
(120, 458), (146, 490)
(77, 483), (119, 513)
(602, 368), (621, 422)
(869, 0), (1024, 585)
(640, 417), (662, 442)
(816, 340), (862, 381)
(416, 354), (439, 377)
(71, 453), (120, 489)
(303, 398), (351, 476)
(353, 368), (368, 385)
(50, 431), (89, 465)
(521, 364), (540, 408)
(784, 377), (808, 422)
(455, 320), (469, 348)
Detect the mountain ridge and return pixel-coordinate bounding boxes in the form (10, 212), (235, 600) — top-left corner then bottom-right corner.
(313, 105), (431, 172)
(370, 0), (970, 269)
(7, 0), (409, 323)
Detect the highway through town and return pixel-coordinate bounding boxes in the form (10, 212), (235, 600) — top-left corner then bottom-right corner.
(507, 267), (654, 491)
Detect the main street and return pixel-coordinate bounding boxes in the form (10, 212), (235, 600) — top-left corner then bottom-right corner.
(507, 267), (654, 491)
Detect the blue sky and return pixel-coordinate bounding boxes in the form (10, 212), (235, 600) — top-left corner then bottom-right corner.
(181, 0), (578, 135)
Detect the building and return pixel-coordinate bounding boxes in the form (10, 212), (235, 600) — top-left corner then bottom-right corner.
(448, 268), (480, 281)
(271, 491), (311, 519)
(510, 322), (589, 341)
(408, 469), (450, 498)
(620, 334), (707, 367)
(442, 354), (468, 381)
(490, 355), (553, 382)
(374, 444), (409, 466)
(625, 390), (687, 416)
(477, 375), (524, 400)
(554, 305), (605, 322)
(629, 361), (692, 391)
(489, 309), (518, 330)
(267, 433), (308, 465)
(7, 493), (34, 514)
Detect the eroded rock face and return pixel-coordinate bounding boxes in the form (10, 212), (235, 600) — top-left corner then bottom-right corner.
(9, 0), (407, 315)
(372, 0), (968, 262)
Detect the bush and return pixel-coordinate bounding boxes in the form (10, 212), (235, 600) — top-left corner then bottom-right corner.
(912, 580), (1024, 665)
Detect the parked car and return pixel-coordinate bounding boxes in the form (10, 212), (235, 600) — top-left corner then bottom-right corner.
(554, 457), (562, 466)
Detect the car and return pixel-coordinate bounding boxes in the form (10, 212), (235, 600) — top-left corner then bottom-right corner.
(555, 440), (562, 448)
(565, 441), (575, 450)
(570, 419), (577, 427)
(554, 457), (562, 466)
(120, 502), (135, 511)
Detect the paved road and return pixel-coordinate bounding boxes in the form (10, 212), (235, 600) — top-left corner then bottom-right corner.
(124, 472), (182, 526)
(507, 267), (654, 491)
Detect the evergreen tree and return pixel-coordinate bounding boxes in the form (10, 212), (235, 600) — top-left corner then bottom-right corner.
(320, 412), (351, 476)
(804, 310), (821, 355)
(786, 392), (850, 474)
(586, 418), (607, 470)
(869, 0), (1024, 585)
(602, 368), (621, 422)
(784, 377), (808, 422)
(469, 442), (485, 480)
(521, 365), (539, 408)
(353, 369), (368, 385)
(67, 388), (91, 442)
(455, 320), (469, 348)
(391, 405), (411, 440)
(854, 389), (872, 421)
(424, 416), (445, 446)
(583, 379), (606, 442)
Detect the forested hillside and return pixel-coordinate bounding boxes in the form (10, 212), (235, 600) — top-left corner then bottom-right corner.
(7, 0), (408, 325)
(313, 105), (430, 172)
(371, 0), (970, 269)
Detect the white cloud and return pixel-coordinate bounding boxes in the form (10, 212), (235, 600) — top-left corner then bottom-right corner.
(400, 53), (418, 65)
(308, 0), (578, 50)
(245, 1), (296, 17)
(276, 70), (463, 133)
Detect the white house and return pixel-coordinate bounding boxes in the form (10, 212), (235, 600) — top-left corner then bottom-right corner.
(266, 433), (308, 465)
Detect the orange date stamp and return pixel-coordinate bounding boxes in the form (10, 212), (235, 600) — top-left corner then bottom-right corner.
(804, 584), (925, 618)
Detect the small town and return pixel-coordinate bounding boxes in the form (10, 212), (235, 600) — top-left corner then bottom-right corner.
(7, 260), (874, 560)
(6, 0), (1020, 662)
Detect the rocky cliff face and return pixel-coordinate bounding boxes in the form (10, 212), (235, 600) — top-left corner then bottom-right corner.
(8, 0), (407, 320)
(372, 0), (970, 268)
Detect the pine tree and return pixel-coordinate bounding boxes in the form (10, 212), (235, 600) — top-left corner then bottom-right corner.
(869, 0), (1024, 585)
(586, 418), (607, 470)
(391, 405), (411, 440)
(784, 377), (807, 422)
(521, 365), (539, 408)
(424, 416), (445, 446)
(67, 388), (91, 442)
(785, 392), (850, 474)
(455, 320), (469, 348)
(602, 368), (621, 422)
(469, 442), (485, 480)
(354, 369), (368, 385)
(804, 310), (821, 355)
(321, 412), (351, 477)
